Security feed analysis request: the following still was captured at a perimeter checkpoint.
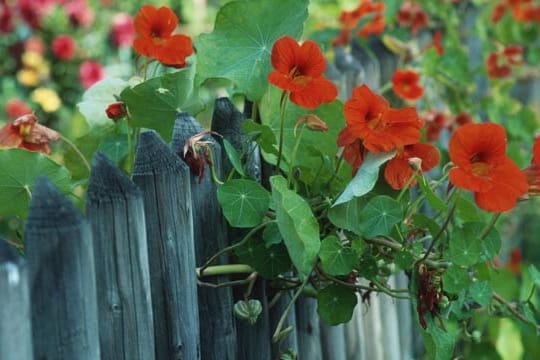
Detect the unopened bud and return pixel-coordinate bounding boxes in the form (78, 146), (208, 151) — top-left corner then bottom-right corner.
(408, 157), (422, 171)
(105, 102), (126, 121)
(233, 299), (262, 325)
(294, 114), (328, 137)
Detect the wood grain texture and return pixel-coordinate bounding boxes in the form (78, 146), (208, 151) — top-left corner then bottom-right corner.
(320, 323), (346, 360)
(25, 177), (100, 360)
(86, 152), (155, 360)
(0, 240), (33, 360)
(133, 131), (200, 360)
(295, 297), (322, 360)
(171, 113), (237, 360)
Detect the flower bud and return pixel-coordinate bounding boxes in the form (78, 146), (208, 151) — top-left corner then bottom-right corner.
(105, 102), (126, 121)
(293, 114), (328, 137)
(233, 299), (262, 325)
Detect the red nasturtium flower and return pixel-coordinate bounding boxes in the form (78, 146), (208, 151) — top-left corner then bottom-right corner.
(384, 143), (440, 190)
(337, 126), (366, 171)
(268, 36), (338, 109)
(343, 84), (423, 152)
(448, 123), (528, 212)
(397, 1), (428, 35)
(332, 1), (385, 45)
(486, 52), (511, 78)
(392, 69), (424, 101)
(0, 113), (60, 154)
(133, 5), (193, 68)
(52, 35), (76, 61)
(105, 102), (126, 121)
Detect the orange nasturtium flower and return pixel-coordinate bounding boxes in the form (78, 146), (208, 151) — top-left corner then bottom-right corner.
(133, 5), (193, 68)
(392, 69), (424, 101)
(343, 84), (423, 153)
(384, 143), (440, 190)
(268, 36), (338, 109)
(0, 114), (60, 154)
(448, 123), (528, 212)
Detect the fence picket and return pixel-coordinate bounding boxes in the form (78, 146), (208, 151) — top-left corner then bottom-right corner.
(25, 177), (100, 360)
(0, 240), (33, 360)
(171, 113), (238, 360)
(86, 152), (155, 360)
(133, 131), (200, 360)
(295, 297), (322, 360)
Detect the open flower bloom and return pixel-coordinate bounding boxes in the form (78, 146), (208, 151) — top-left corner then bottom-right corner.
(343, 84), (423, 152)
(0, 114), (60, 154)
(332, 1), (385, 44)
(337, 126), (366, 172)
(392, 69), (424, 101)
(384, 143), (440, 190)
(268, 36), (338, 109)
(448, 123), (528, 212)
(397, 1), (428, 35)
(133, 5), (193, 68)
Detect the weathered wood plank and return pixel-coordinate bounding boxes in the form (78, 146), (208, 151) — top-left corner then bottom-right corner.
(25, 177), (100, 360)
(132, 131), (200, 360)
(171, 113), (237, 360)
(269, 288), (299, 359)
(0, 240), (33, 360)
(320, 323), (346, 360)
(351, 40), (381, 90)
(295, 297), (322, 360)
(86, 152), (155, 360)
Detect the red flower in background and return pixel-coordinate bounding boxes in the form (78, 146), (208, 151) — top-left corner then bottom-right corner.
(343, 84), (423, 152)
(486, 53), (511, 78)
(133, 5), (193, 68)
(0, 2), (14, 33)
(268, 36), (338, 109)
(52, 35), (76, 61)
(111, 13), (135, 47)
(105, 102), (126, 121)
(333, 1), (385, 45)
(397, 1), (428, 35)
(65, 0), (94, 28)
(0, 113), (60, 154)
(392, 69), (424, 101)
(448, 123), (528, 212)
(358, 13), (385, 37)
(79, 60), (105, 89)
(5, 99), (32, 119)
(503, 45), (524, 65)
(384, 143), (440, 190)
(432, 31), (444, 56)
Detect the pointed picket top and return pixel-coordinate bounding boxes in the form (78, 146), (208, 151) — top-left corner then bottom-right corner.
(87, 152), (141, 201)
(171, 112), (206, 153)
(25, 177), (82, 234)
(211, 97), (246, 152)
(133, 130), (187, 176)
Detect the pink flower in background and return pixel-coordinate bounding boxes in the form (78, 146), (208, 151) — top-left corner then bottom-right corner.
(5, 99), (32, 119)
(65, 0), (94, 28)
(79, 60), (104, 89)
(52, 35), (76, 61)
(110, 13), (135, 47)
(24, 36), (46, 55)
(17, 0), (55, 29)
(0, 2), (14, 33)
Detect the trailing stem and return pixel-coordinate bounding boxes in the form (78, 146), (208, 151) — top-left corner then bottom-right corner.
(275, 90), (288, 172)
(61, 135), (90, 174)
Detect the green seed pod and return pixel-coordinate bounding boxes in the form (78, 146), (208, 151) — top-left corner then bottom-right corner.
(233, 299), (262, 325)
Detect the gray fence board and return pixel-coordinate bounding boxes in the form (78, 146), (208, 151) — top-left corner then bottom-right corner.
(133, 131), (200, 360)
(86, 152), (155, 360)
(25, 177), (100, 360)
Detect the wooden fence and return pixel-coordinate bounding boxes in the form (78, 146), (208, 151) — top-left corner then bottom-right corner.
(0, 39), (418, 360)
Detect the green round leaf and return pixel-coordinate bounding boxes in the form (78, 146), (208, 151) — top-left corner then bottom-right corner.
(359, 195), (402, 238)
(0, 149), (72, 218)
(195, 0), (308, 101)
(356, 255), (378, 279)
(442, 265), (470, 294)
(467, 281), (492, 307)
(235, 237), (291, 279)
(319, 236), (357, 276)
(262, 222), (282, 247)
(328, 197), (366, 235)
(77, 77), (128, 127)
(270, 175), (320, 278)
(317, 284), (357, 325)
(449, 222), (484, 266)
(217, 179), (270, 228)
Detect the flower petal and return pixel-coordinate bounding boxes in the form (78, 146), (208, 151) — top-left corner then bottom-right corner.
(297, 40), (326, 77)
(289, 77), (338, 109)
(270, 36), (299, 75)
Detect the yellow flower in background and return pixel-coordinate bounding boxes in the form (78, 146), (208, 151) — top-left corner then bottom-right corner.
(17, 69), (40, 87)
(31, 88), (62, 112)
(17, 51), (50, 87)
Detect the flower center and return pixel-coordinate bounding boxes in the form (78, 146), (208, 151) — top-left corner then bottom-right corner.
(470, 154), (492, 178)
(289, 66), (310, 86)
(367, 112), (385, 131)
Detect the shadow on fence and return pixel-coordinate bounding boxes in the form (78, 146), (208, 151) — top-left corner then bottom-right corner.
(0, 40), (418, 360)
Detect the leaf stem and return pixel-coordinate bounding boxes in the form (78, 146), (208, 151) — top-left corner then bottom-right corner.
(479, 212), (501, 240)
(492, 292), (540, 331)
(61, 135), (90, 174)
(275, 91), (288, 172)
(199, 220), (276, 275)
(287, 124), (305, 187)
(196, 264), (254, 277)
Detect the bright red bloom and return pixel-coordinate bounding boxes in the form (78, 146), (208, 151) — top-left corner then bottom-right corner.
(79, 60), (105, 89)
(343, 84), (423, 152)
(52, 35), (76, 61)
(492, 3), (509, 22)
(503, 45), (524, 65)
(337, 126), (366, 171)
(392, 69), (424, 101)
(110, 13), (135, 47)
(397, 1), (428, 35)
(0, 113), (60, 154)
(133, 5), (193, 68)
(448, 123), (528, 212)
(268, 36), (338, 109)
(486, 52), (511, 78)
(333, 1), (385, 45)
(358, 13), (385, 37)
(384, 143), (440, 190)
(5, 99), (32, 119)
(454, 112), (473, 126)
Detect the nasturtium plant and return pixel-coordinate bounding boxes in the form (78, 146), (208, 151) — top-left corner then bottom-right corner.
(217, 179), (270, 228)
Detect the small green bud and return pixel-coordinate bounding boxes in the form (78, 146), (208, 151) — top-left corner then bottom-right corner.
(233, 299), (262, 325)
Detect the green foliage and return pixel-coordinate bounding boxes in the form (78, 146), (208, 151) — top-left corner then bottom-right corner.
(121, 67), (203, 141)
(222, 138), (246, 177)
(195, 0), (309, 100)
(235, 237), (291, 279)
(449, 223), (484, 267)
(358, 195), (402, 238)
(270, 175), (320, 278)
(0, 149), (72, 218)
(217, 179), (271, 228)
(317, 284), (357, 325)
(319, 235), (357, 276)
